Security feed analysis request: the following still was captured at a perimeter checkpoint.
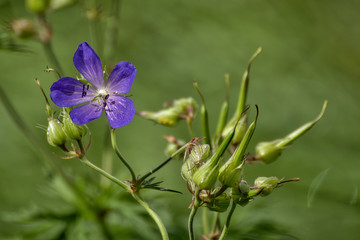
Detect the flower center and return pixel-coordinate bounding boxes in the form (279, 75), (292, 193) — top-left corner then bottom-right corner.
(98, 89), (108, 96)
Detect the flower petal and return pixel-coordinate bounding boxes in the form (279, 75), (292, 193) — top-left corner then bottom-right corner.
(69, 101), (103, 125)
(73, 42), (105, 89)
(105, 96), (135, 128)
(50, 77), (97, 107)
(106, 61), (136, 94)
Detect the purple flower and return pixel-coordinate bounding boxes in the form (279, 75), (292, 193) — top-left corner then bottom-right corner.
(50, 42), (136, 128)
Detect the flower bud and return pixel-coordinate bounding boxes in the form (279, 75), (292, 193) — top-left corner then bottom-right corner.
(172, 97), (198, 113)
(62, 109), (87, 141)
(204, 193), (230, 212)
(255, 101), (327, 164)
(10, 19), (36, 39)
(189, 144), (210, 163)
(181, 144), (210, 181)
(163, 135), (185, 160)
(26, 0), (50, 13)
(137, 109), (180, 126)
(230, 181), (253, 207)
(255, 140), (283, 164)
(47, 118), (67, 147)
(138, 97), (198, 126)
(239, 179), (250, 194)
(192, 161), (219, 190)
(254, 176), (279, 197)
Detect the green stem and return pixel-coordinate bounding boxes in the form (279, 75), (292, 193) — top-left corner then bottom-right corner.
(138, 144), (187, 183)
(110, 128), (136, 182)
(132, 192), (169, 240)
(80, 156), (130, 191)
(218, 200), (237, 240)
(187, 118), (195, 138)
(188, 203), (199, 240)
(202, 207), (209, 237)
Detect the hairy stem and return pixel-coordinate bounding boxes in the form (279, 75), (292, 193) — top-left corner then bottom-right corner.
(132, 192), (169, 240)
(110, 128), (136, 182)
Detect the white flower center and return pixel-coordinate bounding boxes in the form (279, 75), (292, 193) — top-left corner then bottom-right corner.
(98, 89), (108, 96)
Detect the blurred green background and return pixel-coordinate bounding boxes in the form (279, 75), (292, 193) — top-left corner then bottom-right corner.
(1, 0), (360, 239)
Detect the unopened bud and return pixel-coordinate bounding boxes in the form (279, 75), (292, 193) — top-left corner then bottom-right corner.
(254, 176), (279, 197)
(138, 97), (198, 126)
(192, 161), (219, 190)
(255, 101), (327, 164)
(26, 0), (50, 13)
(255, 140), (284, 164)
(172, 97), (198, 113)
(62, 109), (87, 141)
(47, 118), (67, 147)
(138, 109), (179, 126)
(189, 144), (210, 163)
(163, 135), (185, 160)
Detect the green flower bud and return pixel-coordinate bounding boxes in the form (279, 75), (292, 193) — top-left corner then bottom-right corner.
(256, 101), (327, 164)
(193, 116), (237, 189)
(172, 97), (198, 113)
(10, 19), (36, 39)
(181, 144), (210, 181)
(26, 0), (50, 13)
(254, 176), (279, 197)
(255, 140), (283, 164)
(47, 118), (67, 147)
(62, 109), (87, 141)
(163, 135), (185, 160)
(192, 161), (219, 190)
(204, 193), (230, 212)
(138, 97), (198, 126)
(239, 179), (250, 194)
(189, 144), (210, 163)
(230, 181), (253, 207)
(138, 109), (179, 126)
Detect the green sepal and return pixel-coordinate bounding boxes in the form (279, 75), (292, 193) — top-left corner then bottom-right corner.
(62, 108), (87, 141)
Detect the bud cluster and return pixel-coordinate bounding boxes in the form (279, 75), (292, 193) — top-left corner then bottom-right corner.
(35, 79), (89, 157)
(136, 47), (326, 216)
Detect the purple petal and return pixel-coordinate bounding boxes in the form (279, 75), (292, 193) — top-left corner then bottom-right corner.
(73, 42), (105, 89)
(69, 102), (103, 125)
(105, 96), (135, 128)
(106, 61), (136, 94)
(50, 77), (97, 107)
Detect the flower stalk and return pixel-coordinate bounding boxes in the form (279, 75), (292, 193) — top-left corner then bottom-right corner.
(110, 128), (136, 182)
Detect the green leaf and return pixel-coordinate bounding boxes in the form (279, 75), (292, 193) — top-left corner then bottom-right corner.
(307, 168), (329, 208)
